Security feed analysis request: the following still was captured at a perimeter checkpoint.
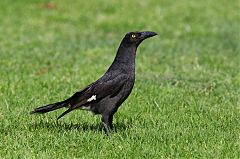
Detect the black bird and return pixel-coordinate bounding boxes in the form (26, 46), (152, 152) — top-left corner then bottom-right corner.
(31, 31), (157, 136)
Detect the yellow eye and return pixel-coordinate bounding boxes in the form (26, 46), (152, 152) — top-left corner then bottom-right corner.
(131, 34), (136, 38)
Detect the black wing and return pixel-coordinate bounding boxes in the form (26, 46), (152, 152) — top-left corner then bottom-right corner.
(68, 73), (128, 108)
(57, 73), (128, 120)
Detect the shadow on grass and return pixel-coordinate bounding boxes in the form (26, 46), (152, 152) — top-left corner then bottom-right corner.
(29, 120), (132, 133)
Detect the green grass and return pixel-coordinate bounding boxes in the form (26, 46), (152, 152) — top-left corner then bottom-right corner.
(0, 0), (239, 158)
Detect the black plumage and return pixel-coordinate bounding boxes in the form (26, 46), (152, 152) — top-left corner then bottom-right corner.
(31, 31), (157, 136)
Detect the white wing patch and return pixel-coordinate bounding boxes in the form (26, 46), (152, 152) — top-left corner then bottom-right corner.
(87, 95), (97, 102)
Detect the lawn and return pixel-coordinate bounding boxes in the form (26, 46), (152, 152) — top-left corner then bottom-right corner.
(0, 0), (239, 158)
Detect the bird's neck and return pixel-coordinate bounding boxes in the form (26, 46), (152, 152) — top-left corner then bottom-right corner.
(108, 43), (137, 72)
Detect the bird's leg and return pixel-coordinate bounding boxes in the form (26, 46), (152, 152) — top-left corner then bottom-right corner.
(109, 115), (113, 129)
(102, 115), (111, 137)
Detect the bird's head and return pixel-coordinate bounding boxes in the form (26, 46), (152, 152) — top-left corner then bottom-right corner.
(122, 31), (157, 47)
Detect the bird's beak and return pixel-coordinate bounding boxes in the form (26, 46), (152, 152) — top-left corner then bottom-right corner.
(140, 31), (157, 40)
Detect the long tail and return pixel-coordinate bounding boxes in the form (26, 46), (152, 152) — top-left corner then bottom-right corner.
(30, 101), (67, 114)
